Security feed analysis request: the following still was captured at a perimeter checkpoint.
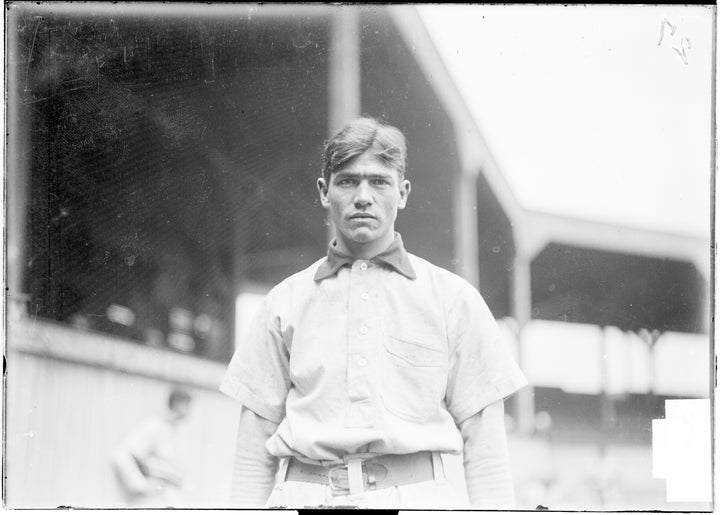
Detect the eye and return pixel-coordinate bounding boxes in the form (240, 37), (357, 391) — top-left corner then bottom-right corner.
(336, 177), (355, 186)
(371, 177), (390, 186)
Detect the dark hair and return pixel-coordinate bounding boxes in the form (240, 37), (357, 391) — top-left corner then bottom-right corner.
(322, 117), (407, 183)
(168, 388), (191, 409)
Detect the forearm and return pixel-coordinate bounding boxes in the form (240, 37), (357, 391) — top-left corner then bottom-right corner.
(112, 449), (151, 494)
(459, 400), (516, 509)
(230, 406), (280, 507)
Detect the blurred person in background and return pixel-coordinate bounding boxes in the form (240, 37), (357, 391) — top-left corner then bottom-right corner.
(112, 388), (192, 507)
(220, 117), (527, 509)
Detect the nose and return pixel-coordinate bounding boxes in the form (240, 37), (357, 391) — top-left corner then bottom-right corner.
(354, 181), (373, 207)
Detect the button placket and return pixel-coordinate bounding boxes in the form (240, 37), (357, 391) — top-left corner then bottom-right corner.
(345, 261), (376, 427)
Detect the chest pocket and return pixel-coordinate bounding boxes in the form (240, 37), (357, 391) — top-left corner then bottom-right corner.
(379, 335), (448, 422)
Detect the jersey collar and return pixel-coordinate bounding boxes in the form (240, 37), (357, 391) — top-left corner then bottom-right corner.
(314, 233), (417, 282)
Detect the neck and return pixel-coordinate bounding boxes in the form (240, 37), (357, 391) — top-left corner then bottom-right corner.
(334, 230), (395, 260)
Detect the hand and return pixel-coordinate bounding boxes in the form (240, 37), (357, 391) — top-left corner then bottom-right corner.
(142, 457), (183, 486)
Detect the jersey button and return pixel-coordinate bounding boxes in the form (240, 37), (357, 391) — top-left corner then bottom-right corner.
(359, 326), (368, 335)
(359, 262), (368, 271)
(361, 293), (369, 301)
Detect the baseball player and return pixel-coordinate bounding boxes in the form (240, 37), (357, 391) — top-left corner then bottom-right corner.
(220, 117), (527, 508)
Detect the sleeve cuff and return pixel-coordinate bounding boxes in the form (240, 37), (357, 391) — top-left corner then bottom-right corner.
(219, 375), (285, 425)
(450, 370), (529, 423)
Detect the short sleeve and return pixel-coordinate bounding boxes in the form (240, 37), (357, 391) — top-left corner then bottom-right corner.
(219, 293), (291, 424)
(445, 285), (528, 423)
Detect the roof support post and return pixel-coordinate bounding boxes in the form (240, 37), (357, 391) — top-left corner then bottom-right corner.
(512, 249), (535, 435)
(453, 169), (480, 288)
(328, 8), (360, 136)
(7, 11), (31, 320)
(326, 8), (360, 244)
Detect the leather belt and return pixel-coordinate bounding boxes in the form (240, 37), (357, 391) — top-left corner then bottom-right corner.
(284, 451), (441, 496)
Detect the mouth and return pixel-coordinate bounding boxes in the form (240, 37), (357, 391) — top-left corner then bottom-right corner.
(349, 213), (376, 220)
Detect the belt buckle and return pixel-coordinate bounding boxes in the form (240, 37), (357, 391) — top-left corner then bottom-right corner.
(327, 464), (351, 495)
(327, 463), (376, 495)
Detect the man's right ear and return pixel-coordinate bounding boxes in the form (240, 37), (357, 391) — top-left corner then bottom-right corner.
(317, 177), (330, 208)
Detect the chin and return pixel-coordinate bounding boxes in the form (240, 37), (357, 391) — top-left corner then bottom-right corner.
(342, 228), (376, 244)
(350, 233), (376, 244)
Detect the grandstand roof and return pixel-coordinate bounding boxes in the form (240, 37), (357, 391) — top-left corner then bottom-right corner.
(396, 5), (711, 271)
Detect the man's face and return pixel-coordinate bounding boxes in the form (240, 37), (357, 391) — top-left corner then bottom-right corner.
(318, 151), (411, 254)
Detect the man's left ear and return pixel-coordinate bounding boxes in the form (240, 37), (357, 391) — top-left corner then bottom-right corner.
(398, 179), (411, 210)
